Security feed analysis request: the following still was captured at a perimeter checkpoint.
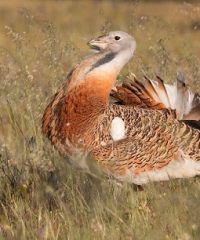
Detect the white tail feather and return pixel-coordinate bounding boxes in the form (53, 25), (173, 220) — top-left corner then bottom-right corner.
(143, 73), (200, 120)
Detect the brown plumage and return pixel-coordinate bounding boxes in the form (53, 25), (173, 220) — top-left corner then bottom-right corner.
(42, 31), (200, 184)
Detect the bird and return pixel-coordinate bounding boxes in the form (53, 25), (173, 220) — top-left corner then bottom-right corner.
(42, 31), (200, 185)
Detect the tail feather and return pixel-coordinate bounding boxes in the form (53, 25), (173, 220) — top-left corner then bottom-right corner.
(110, 72), (200, 121)
(143, 75), (161, 102)
(156, 76), (171, 108)
(110, 74), (166, 109)
(175, 72), (200, 120)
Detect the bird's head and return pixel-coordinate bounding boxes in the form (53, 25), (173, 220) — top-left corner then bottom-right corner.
(88, 31), (136, 56)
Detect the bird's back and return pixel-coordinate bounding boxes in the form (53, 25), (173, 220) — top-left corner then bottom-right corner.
(90, 75), (200, 184)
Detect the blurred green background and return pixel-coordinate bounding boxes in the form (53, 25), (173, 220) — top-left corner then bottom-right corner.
(0, 1), (200, 239)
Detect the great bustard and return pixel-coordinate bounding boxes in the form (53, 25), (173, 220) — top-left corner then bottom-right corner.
(42, 31), (200, 185)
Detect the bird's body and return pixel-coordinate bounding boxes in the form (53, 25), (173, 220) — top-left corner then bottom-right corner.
(42, 31), (200, 184)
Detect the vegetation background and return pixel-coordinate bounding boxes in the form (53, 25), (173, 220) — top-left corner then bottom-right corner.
(0, 0), (200, 239)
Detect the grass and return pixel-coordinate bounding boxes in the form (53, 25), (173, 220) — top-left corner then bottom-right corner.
(0, 0), (200, 239)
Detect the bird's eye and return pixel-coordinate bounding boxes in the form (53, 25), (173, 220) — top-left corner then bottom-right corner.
(114, 36), (121, 40)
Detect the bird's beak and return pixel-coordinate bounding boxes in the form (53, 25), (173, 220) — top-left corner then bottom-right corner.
(87, 35), (109, 51)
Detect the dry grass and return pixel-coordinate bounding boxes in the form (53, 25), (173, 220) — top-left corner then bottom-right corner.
(0, 1), (200, 239)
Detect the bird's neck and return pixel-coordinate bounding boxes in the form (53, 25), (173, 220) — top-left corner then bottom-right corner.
(88, 49), (133, 76)
(67, 71), (117, 118)
(66, 49), (132, 123)
(68, 48), (133, 95)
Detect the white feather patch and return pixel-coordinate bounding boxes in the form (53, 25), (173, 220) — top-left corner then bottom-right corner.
(111, 117), (125, 141)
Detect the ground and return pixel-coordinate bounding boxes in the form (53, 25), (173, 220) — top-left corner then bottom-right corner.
(0, 1), (200, 239)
